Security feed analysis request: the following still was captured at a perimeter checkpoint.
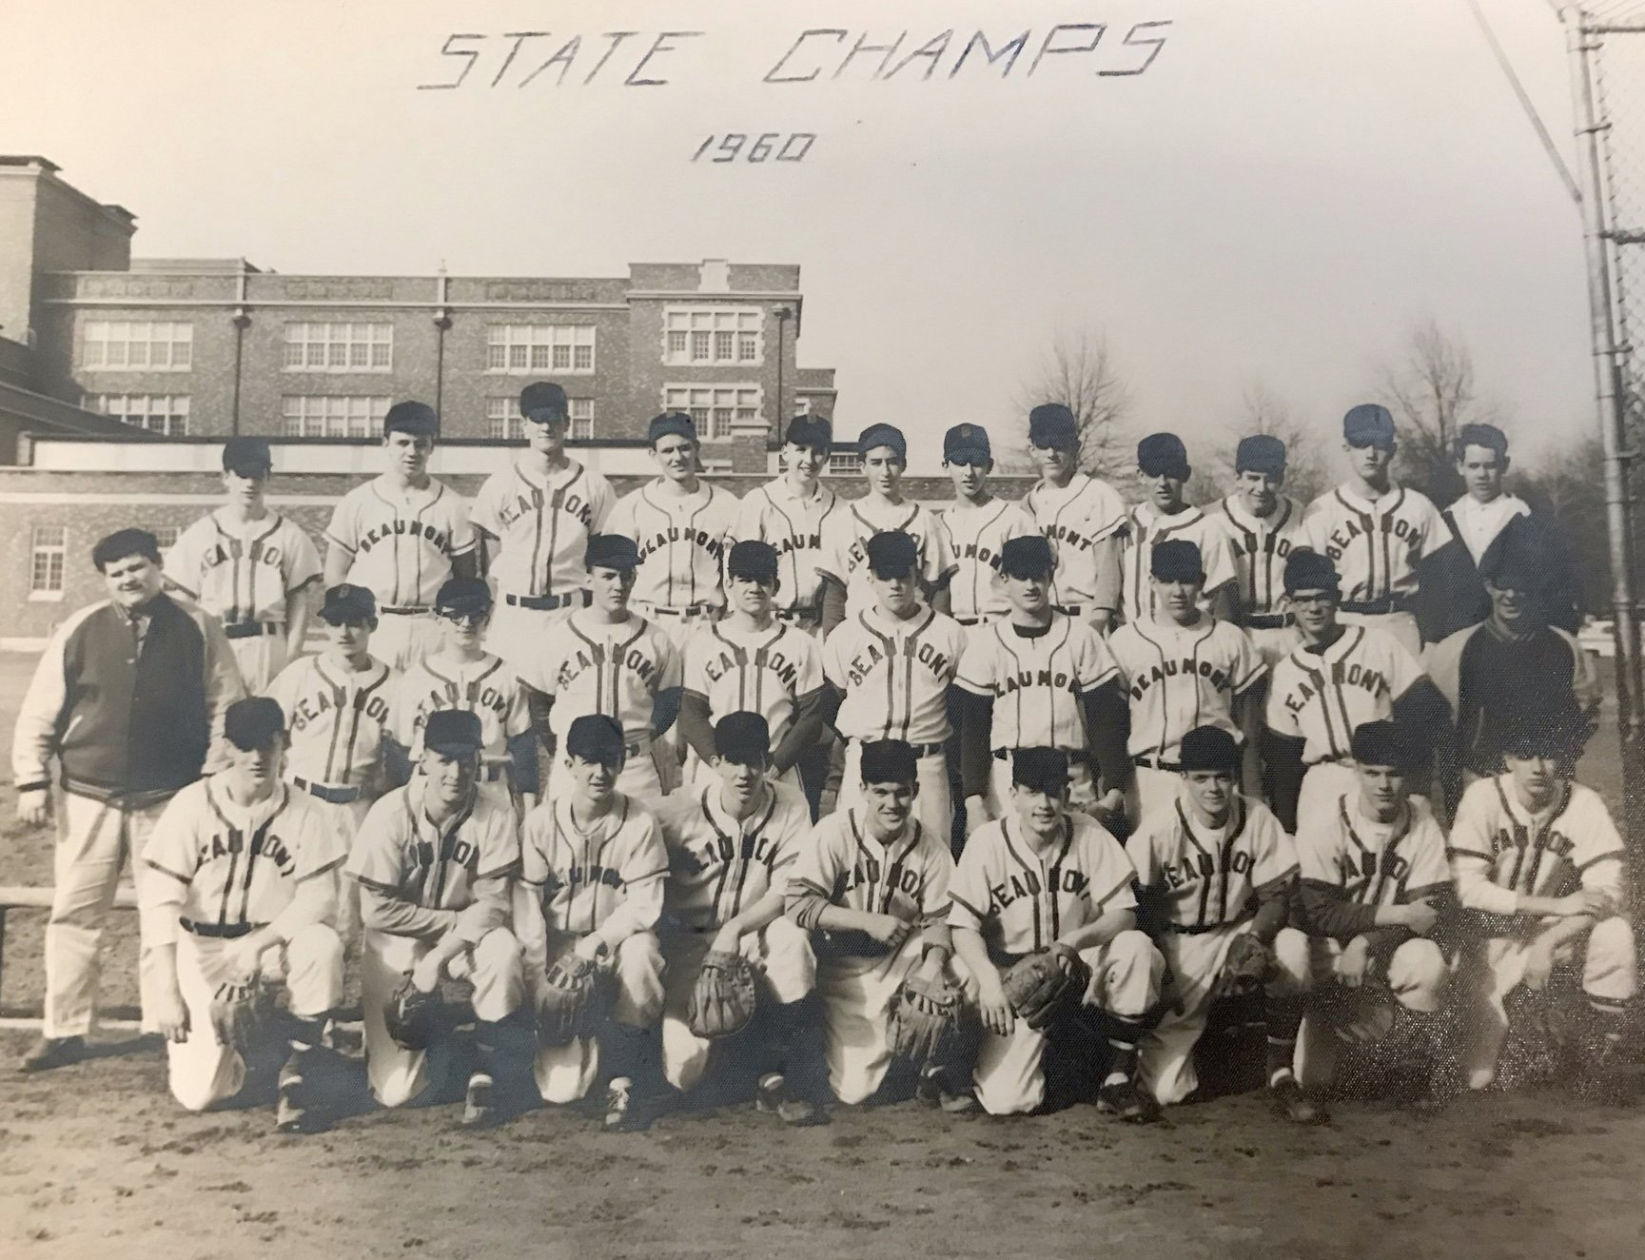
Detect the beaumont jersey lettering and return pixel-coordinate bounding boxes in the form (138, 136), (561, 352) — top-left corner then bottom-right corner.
(198, 542), (288, 572)
(999, 666), (1082, 698)
(838, 856), (925, 899)
(1318, 513), (1422, 561)
(1489, 827), (1577, 862)
(410, 833), (478, 871)
(196, 828), (296, 875)
(703, 646), (800, 690)
(1041, 521), (1100, 554)
(288, 687), (392, 732)
(545, 862), (629, 895)
(989, 865), (1090, 911)
(358, 519), (454, 555)
(676, 829), (783, 877)
(554, 643), (660, 691)
(772, 529), (822, 558)
(842, 638), (950, 688)
(410, 681), (513, 730)
(1226, 533), (1296, 563)
(496, 487), (596, 532)
(635, 525), (727, 563)
(1281, 663), (1388, 716)
(1128, 658), (1233, 701)
(1160, 848), (1255, 891)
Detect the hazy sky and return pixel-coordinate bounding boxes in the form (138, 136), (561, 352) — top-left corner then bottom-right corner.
(2, 0), (1604, 471)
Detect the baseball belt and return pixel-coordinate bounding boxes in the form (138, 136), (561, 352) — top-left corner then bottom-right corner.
(1244, 613), (1293, 630)
(479, 762), (511, 783)
(774, 606), (821, 624)
(857, 738), (945, 758)
(953, 615), (986, 627)
(638, 603), (718, 618)
(180, 918), (262, 940)
(1340, 595), (1410, 616)
(291, 776), (362, 805)
(1164, 909), (1254, 935)
(505, 591), (583, 611)
(224, 621), (282, 640)
(379, 605), (432, 616)
(993, 747), (1092, 763)
(1132, 755), (1185, 772)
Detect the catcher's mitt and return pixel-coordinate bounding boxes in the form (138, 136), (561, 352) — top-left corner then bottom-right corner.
(1215, 933), (1275, 1001)
(888, 972), (961, 1064)
(1002, 946), (1091, 1032)
(536, 953), (602, 1046)
(687, 949), (758, 1039)
(385, 977), (444, 1051)
(209, 979), (280, 1054)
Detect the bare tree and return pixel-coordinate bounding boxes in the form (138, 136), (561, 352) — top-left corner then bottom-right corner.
(1012, 328), (1133, 482)
(1216, 381), (1332, 506)
(1373, 319), (1500, 502)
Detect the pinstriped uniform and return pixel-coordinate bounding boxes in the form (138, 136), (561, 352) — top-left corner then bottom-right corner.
(391, 653), (532, 766)
(1211, 494), (1310, 664)
(1117, 503), (1238, 623)
(265, 654), (398, 793)
(1022, 472), (1128, 618)
(607, 479), (741, 637)
(519, 794), (670, 937)
(730, 478), (839, 619)
(817, 499), (956, 621)
(1107, 616), (1265, 762)
(681, 620), (824, 750)
(936, 498), (1036, 624)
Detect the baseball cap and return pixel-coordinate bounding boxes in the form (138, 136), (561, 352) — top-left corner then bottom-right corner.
(1480, 523), (1546, 594)
(1180, 726), (1239, 773)
(520, 381), (569, 422)
(943, 423), (991, 465)
(726, 539), (780, 583)
(1500, 697), (1590, 760)
(320, 583), (377, 624)
(224, 696), (286, 752)
(586, 534), (640, 571)
(865, 531), (919, 579)
(92, 528), (161, 571)
(1235, 435), (1287, 476)
(785, 416), (832, 448)
(1137, 433), (1190, 479)
(1342, 403), (1396, 449)
(999, 535), (1055, 580)
(1151, 539), (1203, 583)
(1012, 747), (1071, 793)
(1284, 550), (1340, 596)
(1028, 403), (1078, 449)
(859, 739), (918, 786)
(1350, 720), (1414, 770)
(565, 713), (626, 766)
(424, 709), (483, 758)
(222, 436), (273, 477)
(714, 711), (772, 766)
(1456, 422), (1509, 459)
(858, 423), (907, 463)
(648, 411), (697, 445)
(434, 577), (493, 618)
(383, 400), (439, 438)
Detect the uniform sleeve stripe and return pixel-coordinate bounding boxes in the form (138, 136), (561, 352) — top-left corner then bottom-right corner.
(627, 865), (671, 884)
(792, 876), (833, 898)
(353, 874), (401, 894)
(1577, 853), (1624, 872)
(1445, 847), (1494, 862)
(476, 862), (520, 882)
(145, 859), (193, 885)
(295, 856), (349, 881)
(947, 891), (987, 919)
(1253, 868), (1298, 895)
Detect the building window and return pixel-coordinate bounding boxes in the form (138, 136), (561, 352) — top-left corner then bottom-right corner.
(663, 308), (764, 366)
(485, 325), (597, 374)
(88, 394), (191, 436)
(29, 525), (66, 599)
(827, 452), (862, 476)
(281, 395), (391, 438)
(282, 322), (393, 373)
(486, 396), (594, 440)
(81, 320), (193, 371)
(663, 384), (761, 442)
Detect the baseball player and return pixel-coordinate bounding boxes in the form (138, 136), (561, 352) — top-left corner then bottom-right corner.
(677, 540), (827, 796)
(729, 414), (839, 636)
(141, 698), (346, 1131)
(391, 578), (537, 813)
(1447, 702), (1635, 1093)
(1263, 551), (1452, 833)
(1213, 434), (1310, 665)
(347, 709), (525, 1125)
(513, 714), (668, 1131)
(323, 400), (477, 672)
(785, 739), (957, 1105)
(817, 423), (955, 634)
(821, 532), (967, 844)
(1117, 434), (1237, 625)
(954, 535), (1130, 833)
(1108, 540), (1265, 829)
(1127, 727), (1315, 1121)
(949, 747), (1166, 1120)
(165, 436), (323, 692)
(14, 527), (244, 1072)
(933, 423), (1035, 628)
(655, 713), (823, 1124)
(1301, 404), (1449, 656)
(471, 381), (615, 674)
(607, 411), (740, 646)
(1291, 721), (1453, 1102)
(1022, 403), (1128, 634)
(517, 534), (683, 802)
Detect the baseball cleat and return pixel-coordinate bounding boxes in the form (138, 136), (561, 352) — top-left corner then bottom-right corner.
(603, 1076), (647, 1132)
(756, 1073), (828, 1127)
(1270, 1077), (1329, 1125)
(275, 1055), (309, 1134)
(1095, 1078), (1161, 1124)
(461, 1071), (496, 1129)
(20, 1036), (86, 1073)
(915, 1065), (980, 1116)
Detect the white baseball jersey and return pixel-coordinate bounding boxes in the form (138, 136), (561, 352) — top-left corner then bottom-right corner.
(391, 653), (531, 763)
(144, 778), (346, 930)
(1266, 626), (1425, 765)
(681, 620), (824, 749)
(1022, 472), (1129, 613)
(519, 793), (669, 935)
(1128, 795), (1296, 931)
(657, 782), (812, 932)
(1296, 793), (1451, 910)
(937, 498), (1037, 624)
(165, 509), (322, 631)
(1213, 495), (1310, 621)
(817, 499), (956, 619)
(789, 807), (953, 932)
(730, 478), (839, 614)
(325, 476), (475, 610)
(1302, 485), (1449, 607)
(954, 615), (1119, 752)
(517, 610), (681, 745)
(1108, 617), (1265, 762)
(348, 780), (519, 913)
(822, 606), (966, 745)
(469, 458), (614, 603)
(264, 654), (398, 790)
(1117, 503), (1238, 622)
(1448, 776), (1625, 912)
(607, 480), (740, 611)
(949, 813), (1135, 957)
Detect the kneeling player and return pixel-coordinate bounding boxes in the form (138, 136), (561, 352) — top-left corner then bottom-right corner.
(348, 709), (525, 1126)
(1293, 721), (1453, 1101)
(142, 698), (346, 1131)
(950, 747), (1165, 1120)
(1128, 727), (1316, 1121)
(1448, 702), (1636, 1093)
(514, 715), (668, 1131)
(657, 713), (823, 1124)
(785, 739), (958, 1105)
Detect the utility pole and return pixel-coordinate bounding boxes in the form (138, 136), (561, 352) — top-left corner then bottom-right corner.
(772, 306), (792, 450)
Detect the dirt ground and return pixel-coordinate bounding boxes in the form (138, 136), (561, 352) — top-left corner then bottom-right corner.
(2, 654), (1643, 1259)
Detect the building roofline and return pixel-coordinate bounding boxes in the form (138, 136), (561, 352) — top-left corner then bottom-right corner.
(0, 157), (136, 229)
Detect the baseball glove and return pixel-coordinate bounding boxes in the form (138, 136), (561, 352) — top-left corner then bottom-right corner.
(888, 972), (962, 1064)
(209, 979), (281, 1054)
(536, 953), (602, 1047)
(1002, 946), (1091, 1032)
(385, 977), (444, 1051)
(1215, 933), (1275, 1001)
(686, 949), (759, 1039)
